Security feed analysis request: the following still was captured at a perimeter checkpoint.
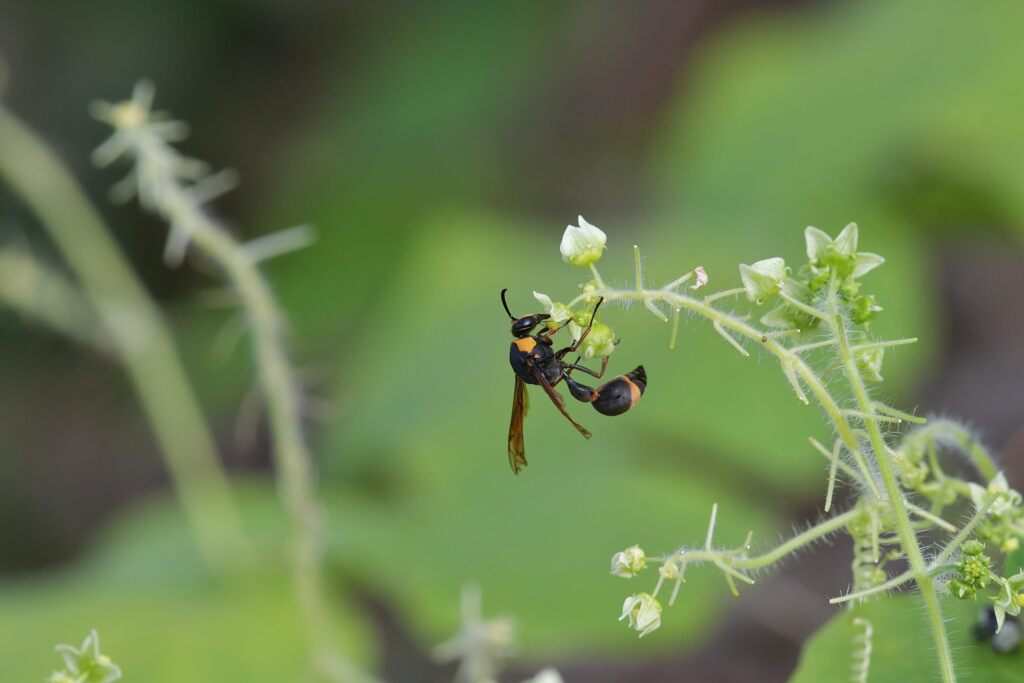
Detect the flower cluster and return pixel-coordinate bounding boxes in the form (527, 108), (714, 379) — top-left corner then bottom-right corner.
(741, 223), (884, 331)
(942, 475), (1024, 632)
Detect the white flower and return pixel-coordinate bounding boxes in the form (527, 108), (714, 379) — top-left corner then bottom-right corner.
(532, 292), (573, 323)
(611, 545), (647, 577)
(54, 630), (121, 683)
(560, 216), (607, 267)
(691, 266), (708, 290)
(804, 224), (884, 276)
(521, 669), (564, 683)
(970, 472), (1022, 517)
(620, 593), (662, 638)
(739, 257), (786, 303)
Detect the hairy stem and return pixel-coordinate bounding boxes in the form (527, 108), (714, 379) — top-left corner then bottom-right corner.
(735, 508), (859, 570)
(0, 103), (246, 573)
(828, 275), (957, 683)
(570, 276), (882, 499)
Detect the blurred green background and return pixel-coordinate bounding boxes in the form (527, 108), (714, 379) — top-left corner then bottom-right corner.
(2, 0), (1024, 681)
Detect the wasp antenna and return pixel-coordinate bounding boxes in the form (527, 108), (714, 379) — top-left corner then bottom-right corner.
(500, 288), (516, 320)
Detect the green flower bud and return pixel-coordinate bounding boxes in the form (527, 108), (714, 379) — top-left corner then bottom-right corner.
(963, 540), (986, 556)
(948, 578), (976, 600)
(739, 257), (787, 304)
(575, 321), (616, 359)
(610, 545), (647, 577)
(857, 347), (884, 383)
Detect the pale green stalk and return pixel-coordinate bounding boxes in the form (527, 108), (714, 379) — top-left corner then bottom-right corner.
(827, 274), (956, 683)
(0, 103), (245, 573)
(100, 97), (379, 683)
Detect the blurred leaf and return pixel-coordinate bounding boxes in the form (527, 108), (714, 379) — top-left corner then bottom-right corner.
(0, 483), (373, 682)
(654, 0), (1024, 234)
(789, 595), (1021, 683)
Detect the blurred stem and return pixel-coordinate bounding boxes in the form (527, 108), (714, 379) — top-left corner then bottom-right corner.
(0, 104), (247, 573)
(182, 205), (376, 683)
(0, 247), (109, 352)
(828, 274), (956, 683)
(109, 116), (379, 683)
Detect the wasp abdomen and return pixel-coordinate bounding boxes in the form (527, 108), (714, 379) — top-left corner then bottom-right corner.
(592, 365), (646, 416)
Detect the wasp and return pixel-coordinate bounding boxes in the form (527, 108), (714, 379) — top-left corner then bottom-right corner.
(502, 289), (647, 474)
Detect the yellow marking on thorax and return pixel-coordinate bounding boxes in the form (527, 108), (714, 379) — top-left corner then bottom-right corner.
(513, 337), (537, 353)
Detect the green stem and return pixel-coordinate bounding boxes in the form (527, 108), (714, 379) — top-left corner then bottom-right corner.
(828, 274), (957, 683)
(0, 103), (246, 573)
(735, 508), (859, 569)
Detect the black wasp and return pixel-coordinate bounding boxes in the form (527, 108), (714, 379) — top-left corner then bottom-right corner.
(502, 289), (647, 474)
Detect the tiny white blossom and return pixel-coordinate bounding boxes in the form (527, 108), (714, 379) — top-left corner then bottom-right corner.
(560, 216), (607, 267)
(739, 257), (786, 303)
(532, 292), (573, 323)
(521, 668), (564, 683)
(53, 630), (121, 683)
(619, 593), (662, 638)
(610, 545), (647, 577)
(833, 222), (859, 256)
(691, 266), (708, 290)
(804, 224), (884, 276)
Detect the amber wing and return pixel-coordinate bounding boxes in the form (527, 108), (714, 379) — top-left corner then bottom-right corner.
(530, 365), (592, 439)
(508, 376), (529, 474)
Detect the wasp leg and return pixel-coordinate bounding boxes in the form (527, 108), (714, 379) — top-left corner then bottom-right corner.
(555, 297), (604, 356)
(564, 356), (608, 379)
(537, 323), (564, 346)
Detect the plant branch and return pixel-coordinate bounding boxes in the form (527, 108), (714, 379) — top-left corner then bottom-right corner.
(0, 102), (246, 574)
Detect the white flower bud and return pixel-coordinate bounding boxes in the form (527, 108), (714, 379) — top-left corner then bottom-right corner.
(610, 545), (647, 577)
(619, 593), (662, 638)
(739, 257), (786, 303)
(560, 216), (607, 267)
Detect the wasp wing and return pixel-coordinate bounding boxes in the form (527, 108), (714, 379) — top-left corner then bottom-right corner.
(508, 376), (529, 474)
(530, 365), (592, 439)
